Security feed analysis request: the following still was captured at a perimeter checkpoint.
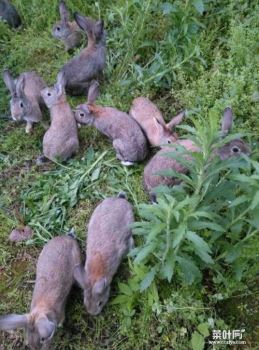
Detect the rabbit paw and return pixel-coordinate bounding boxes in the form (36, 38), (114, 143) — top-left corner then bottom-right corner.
(121, 160), (135, 166)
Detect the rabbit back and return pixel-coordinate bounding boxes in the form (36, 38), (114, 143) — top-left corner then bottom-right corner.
(43, 103), (79, 161)
(86, 197), (134, 279)
(61, 47), (106, 95)
(31, 235), (81, 312)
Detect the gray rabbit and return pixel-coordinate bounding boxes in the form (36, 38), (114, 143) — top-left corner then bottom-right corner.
(60, 13), (106, 95)
(74, 80), (148, 165)
(74, 193), (134, 315)
(40, 72), (79, 162)
(52, 1), (83, 51)
(3, 69), (46, 133)
(130, 97), (185, 146)
(144, 108), (250, 202)
(0, 234), (82, 350)
(0, 0), (21, 28)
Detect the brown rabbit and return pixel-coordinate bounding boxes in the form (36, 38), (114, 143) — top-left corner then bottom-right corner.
(74, 80), (148, 165)
(52, 1), (83, 51)
(144, 108), (250, 202)
(3, 69), (46, 133)
(0, 234), (82, 350)
(60, 13), (106, 95)
(40, 72), (79, 162)
(130, 97), (185, 146)
(74, 193), (134, 315)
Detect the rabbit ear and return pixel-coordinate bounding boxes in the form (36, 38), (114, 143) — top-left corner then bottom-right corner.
(0, 314), (28, 330)
(166, 111), (185, 129)
(94, 20), (104, 38)
(56, 71), (66, 96)
(74, 13), (93, 33)
(59, 1), (69, 23)
(153, 117), (165, 133)
(87, 80), (99, 104)
(74, 264), (86, 289)
(221, 107), (233, 136)
(3, 69), (16, 97)
(36, 317), (55, 341)
(93, 277), (107, 295)
(16, 75), (25, 97)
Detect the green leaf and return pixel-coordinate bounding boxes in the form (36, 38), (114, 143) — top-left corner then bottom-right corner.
(140, 268), (157, 292)
(191, 331), (205, 350)
(134, 243), (156, 263)
(91, 167), (101, 181)
(191, 221), (225, 232)
(186, 231), (211, 252)
(172, 224), (186, 248)
(192, 0), (204, 14)
(197, 323), (210, 337)
(228, 195), (248, 207)
(118, 283), (132, 296)
(161, 254), (175, 282)
(176, 256), (202, 284)
(251, 191), (259, 209)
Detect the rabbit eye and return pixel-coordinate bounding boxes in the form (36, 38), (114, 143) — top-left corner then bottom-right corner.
(80, 113), (85, 117)
(40, 337), (45, 343)
(57, 27), (61, 31)
(232, 146), (240, 153)
(167, 140), (171, 144)
(47, 92), (51, 96)
(98, 301), (103, 307)
(20, 102), (23, 108)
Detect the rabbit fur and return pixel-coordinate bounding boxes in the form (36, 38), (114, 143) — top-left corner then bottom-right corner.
(130, 97), (185, 146)
(74, 80), (148, 165)
(3, 69), (46, 133)
(74, 194), (134, 315)
(52, 1), (83, 51)
(60, 13), (106, 96)
(40, 72), (79, 162)
(0, 235), (82, 350)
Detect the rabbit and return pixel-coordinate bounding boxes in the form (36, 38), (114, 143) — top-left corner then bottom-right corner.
(74, 80), (148, 165)
(74, 193), (134, 315)
(129, 97), (185, 146)
(3, 69), (46, 133)
(0, 0), (21, 28)
(40, 71), (79, 162)
(144, 108), (250, 202)
(60, 12), (106, 96)
(52, 1), (83, 51)
(0, 234), (82, 350)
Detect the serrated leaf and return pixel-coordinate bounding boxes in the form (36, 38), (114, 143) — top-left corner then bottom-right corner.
(172, 224), (186, 248)
(176, 256), (202, 284)
(191, 331), (205, 350)
(134, 243), (155, 263)
(191, 221), (225, 232)
(118, 282), (132, 296)
(186, 231), (211, 252)
(140, 268), (156, 292)
(251, 191), (259, 209)
(228, 195), (248, 207)
(161, 254), (175, 282)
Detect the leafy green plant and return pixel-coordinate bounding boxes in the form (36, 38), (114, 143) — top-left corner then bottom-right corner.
(130, 113), (258, 288)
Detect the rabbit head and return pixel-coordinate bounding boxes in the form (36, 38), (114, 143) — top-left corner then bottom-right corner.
(3, 70), (28, 121)
(41, 72), (66, 108)
(74, 12), (105, 45)
(0, 313), (56, 350)
(153, 111), (185, 145)
(52, 1), (74, 40)
(217, 107), (250, 160)
(74, 265), (110, 315)
(74, 80), (99, 125)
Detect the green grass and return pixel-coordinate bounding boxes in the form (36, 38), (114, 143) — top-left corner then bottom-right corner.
(0, 0), (258, 349)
